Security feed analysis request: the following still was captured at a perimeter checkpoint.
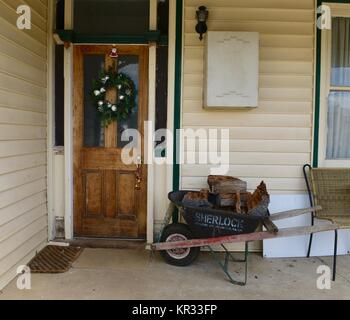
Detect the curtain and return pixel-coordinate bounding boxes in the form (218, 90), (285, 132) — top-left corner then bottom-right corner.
(326, 18), (350, 159)
(326, 92), (350, 159)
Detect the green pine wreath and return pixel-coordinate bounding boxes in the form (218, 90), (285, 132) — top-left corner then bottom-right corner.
(91, 68), (136, 127)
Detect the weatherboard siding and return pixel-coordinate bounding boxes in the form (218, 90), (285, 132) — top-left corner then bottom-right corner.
(0, 0), (48, 290)
(181, 0), (315, 194)
(181, 0), (315, 252)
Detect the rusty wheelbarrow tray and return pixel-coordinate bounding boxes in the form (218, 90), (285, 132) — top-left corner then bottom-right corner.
(152, 191), (339, 286)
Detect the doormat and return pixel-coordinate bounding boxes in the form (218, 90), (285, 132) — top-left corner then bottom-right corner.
(28, 246), (83, 273)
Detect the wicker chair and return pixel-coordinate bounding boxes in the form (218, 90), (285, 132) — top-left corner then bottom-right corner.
(303, 164), (350, 280)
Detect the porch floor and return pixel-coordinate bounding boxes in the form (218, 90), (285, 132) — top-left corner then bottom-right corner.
(1, 248), (350, 300)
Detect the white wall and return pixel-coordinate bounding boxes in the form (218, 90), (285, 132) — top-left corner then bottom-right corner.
(265, 195), (350, 258)
(0, 0), (49, 289)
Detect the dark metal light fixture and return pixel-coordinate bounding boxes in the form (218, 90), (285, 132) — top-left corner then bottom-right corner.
(195, 6), (209, 41)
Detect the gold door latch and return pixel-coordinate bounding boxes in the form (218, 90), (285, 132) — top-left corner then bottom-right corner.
(135, 156), (142, 190)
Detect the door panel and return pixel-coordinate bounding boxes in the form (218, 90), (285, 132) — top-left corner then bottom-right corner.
(117, 172), (136, 216)
(73, 45), (148, 239)
(84, 171), (103, 216)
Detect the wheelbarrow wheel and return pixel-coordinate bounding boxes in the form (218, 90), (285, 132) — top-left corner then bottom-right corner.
(160, 223), (200, 267)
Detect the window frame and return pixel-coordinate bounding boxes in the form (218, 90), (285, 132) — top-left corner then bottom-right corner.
(319, 2), (350, 167)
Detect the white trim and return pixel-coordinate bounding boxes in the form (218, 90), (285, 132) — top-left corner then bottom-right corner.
(48, 241), (70, 247)
(311, 2), (319, 167)
(318, 2), (350, 168)
(179, 1), (185, 190)
(64, 0), (74, 239)
(146, 0), (157, 244)
(53, 33), (64, 45)
(47, 0), (56, 241)
(324, 2), (350, 16)
(150, 0), (157, 30)
(322, 159), (350, 167)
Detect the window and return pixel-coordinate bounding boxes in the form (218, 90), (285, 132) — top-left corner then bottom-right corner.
(156, 46), (168, 133)
(74, 0), (150, 36)
(326, 17), (350, 159)
(55, 45), (65, 146)
(56, 0), (65, 30)
(155, 1), (169, 155)
(319, 4), (350, 166)
(157, 0), (169, 36)
(55, 0), (65, 147)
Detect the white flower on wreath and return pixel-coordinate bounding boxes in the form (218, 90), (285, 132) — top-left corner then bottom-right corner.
(98, 101), (104, 107)
(101, 76), (109, 84)
(94, 90), (101, 96)
(119, 95), (125, 100)
(100, 87), (106, 93)
(111, 105), (117, 112)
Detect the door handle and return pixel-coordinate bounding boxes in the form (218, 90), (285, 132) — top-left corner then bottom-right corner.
(135, 156), (142, 190)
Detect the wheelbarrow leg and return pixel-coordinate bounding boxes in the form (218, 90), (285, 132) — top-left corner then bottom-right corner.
(157, 202), (176, 243)
(208, 242), (248, 286)
(221, 243), (247, 263)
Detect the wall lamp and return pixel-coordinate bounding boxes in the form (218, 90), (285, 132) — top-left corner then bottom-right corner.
(195, 6), (209, 41)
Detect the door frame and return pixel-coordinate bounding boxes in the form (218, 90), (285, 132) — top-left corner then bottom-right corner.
(52, 0), (177, 244)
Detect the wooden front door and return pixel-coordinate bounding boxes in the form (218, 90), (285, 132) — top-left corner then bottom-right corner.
(73, 45), (148, 239)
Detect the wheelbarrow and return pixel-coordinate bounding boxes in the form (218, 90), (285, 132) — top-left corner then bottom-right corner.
(151, 191), (339, 286)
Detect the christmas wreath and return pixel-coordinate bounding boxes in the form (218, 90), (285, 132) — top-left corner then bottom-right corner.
(91, 68), (136, 127)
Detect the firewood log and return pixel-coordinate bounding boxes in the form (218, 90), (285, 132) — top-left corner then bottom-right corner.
(247, 181), (269, 210)
(235, 191), (242, 214)
(207, 175), (247, 193)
